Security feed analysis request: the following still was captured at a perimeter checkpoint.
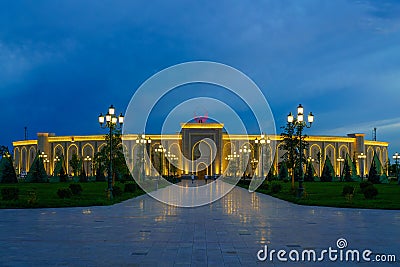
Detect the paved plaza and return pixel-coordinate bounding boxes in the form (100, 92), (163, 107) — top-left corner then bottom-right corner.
(0, 180), (399, 266)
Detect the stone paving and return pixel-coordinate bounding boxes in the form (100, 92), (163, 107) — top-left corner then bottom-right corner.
(0, 180), (399, 266)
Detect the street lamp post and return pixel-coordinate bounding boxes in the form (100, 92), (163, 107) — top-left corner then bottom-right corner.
(53, 156), (61, 176)
(155, 144), (166, 176)
(255, 134), (271, 178)
(84, 155), (92, 177)
(393, 152), (400, 184)
(39, 152), (50, 175)
(287, 104), (314, 197)
(239, 145), (251, 179)
(225, 152), (239, 176)
(337, 157), (344, 181)
(136, 134), (151, 179)
(98, 105), (124, 200)
(357, 152), (367, 180)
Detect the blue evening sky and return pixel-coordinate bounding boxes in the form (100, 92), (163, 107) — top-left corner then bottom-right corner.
(1, 0), (400, 158)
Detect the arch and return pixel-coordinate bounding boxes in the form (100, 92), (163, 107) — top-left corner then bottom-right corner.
(53, 144), (65, 158)
(67, 144), (79, 175)
(14, 147), (20, 174)
(82, 143), (95, 158)
(324, 144), (336, 174)
(366, 146), (374, 173)
(192, 139), (213, 175)
(97, 143), (106, 152)
(382, 147), (388, 166)
(338, 144), (349, 159)
(168, 143), (181, 174)
(375, 147), (382, 163)
(310, 144), (322, 176)
(21, 147), (27, 172)
(196, 162), (209, 178)
(28, 147), (36, 170)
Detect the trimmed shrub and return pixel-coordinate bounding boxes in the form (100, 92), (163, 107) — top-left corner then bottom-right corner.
(1, 187), (19, 201)
(112, 185), (123, 197)
(69, 184), (83, 195)
(57, 188), (72, 199)
(124, 183), (137, 193)
(363, 185), (378, 199)
(360, 181), (373, 192)
(259, 182), (269, 191)
(342, 185), (355, 196)
(271, 183), (282, 194)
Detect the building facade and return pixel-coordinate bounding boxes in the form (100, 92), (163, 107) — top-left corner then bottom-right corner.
(12, 123), (389, 178)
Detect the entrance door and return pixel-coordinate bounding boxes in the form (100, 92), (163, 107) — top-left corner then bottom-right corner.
(196, 162), (208, 180)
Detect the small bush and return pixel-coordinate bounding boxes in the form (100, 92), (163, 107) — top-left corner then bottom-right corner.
(342, 185), (355, 196)
(69, 184), (83, 195)
(112, 185), (123, 197)
(259, 182), (269, 191)
(1, 187), (19, 201)
(363, 185), (378, 199)
(57, 188), (73, 199)
(27, 191), (37, 206)
(360, 181), (373, 192)
(124, 183), (137, 193)
(271, 183), (282, 194)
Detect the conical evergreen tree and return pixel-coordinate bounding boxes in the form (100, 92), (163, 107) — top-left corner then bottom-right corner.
(53, 156), (68, 182)
(304, 161), (315, 182)
(79, 164), (88, 182)
(26, 152), (48, 183)
(368, 152), (389, 184)
(267, 164), (276, 181)
(321, 157), (335, 182)
(278, 161), (289, 181)
(0, 156), (18, 183)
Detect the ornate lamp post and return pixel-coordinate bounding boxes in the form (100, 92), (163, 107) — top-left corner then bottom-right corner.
(250, 158), (259, 177)
(166, 151), (177, 177)
(337, 157), (344, 180)
(98, 105), (124, 199)
(84, 155), (92, 177)
(136, 134), (151, 179)
(53, 156), (61, 175)
(287, 104), (314, 197)
(225, 152), (239, 176)
(255, 134), (271, 178)
(239, 145), (251, 179)
(39, 152), (50, 174)
(155, 144), (166, 176)
(393, 152), (400, 184)
(357, 152), (367, 180)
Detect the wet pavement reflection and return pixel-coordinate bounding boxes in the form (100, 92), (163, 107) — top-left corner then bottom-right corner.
(0, 180), (399, 266)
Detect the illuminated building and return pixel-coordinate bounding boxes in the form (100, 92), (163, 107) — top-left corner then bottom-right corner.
(12, 123), (388, 178)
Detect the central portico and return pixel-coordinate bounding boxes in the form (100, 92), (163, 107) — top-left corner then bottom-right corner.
(180, 122), (224, 178)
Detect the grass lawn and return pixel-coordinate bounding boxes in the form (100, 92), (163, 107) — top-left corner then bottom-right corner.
(0, 181), (145, 209)
(239, 180), (400, 210)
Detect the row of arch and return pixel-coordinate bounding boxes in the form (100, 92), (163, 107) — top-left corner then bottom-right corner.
(13, 140), (388, 177)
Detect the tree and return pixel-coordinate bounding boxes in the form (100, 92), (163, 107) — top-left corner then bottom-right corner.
(342, 153), (360, 182)
(79, 164), (87, 182)
(320, 157), (335, 182)
(93, 129), (130, 184)
(368, 152), (389, 184)
(280, 120), (309, 188)
(26, 152), (48, 183)
(69, 154), (82, 177)
(0, 154), (18, 183)
(267, 164), (276, 181)
(278, 161), (289, 181)
(304, 161), (316, 182)
(53, 155), (68, 182)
